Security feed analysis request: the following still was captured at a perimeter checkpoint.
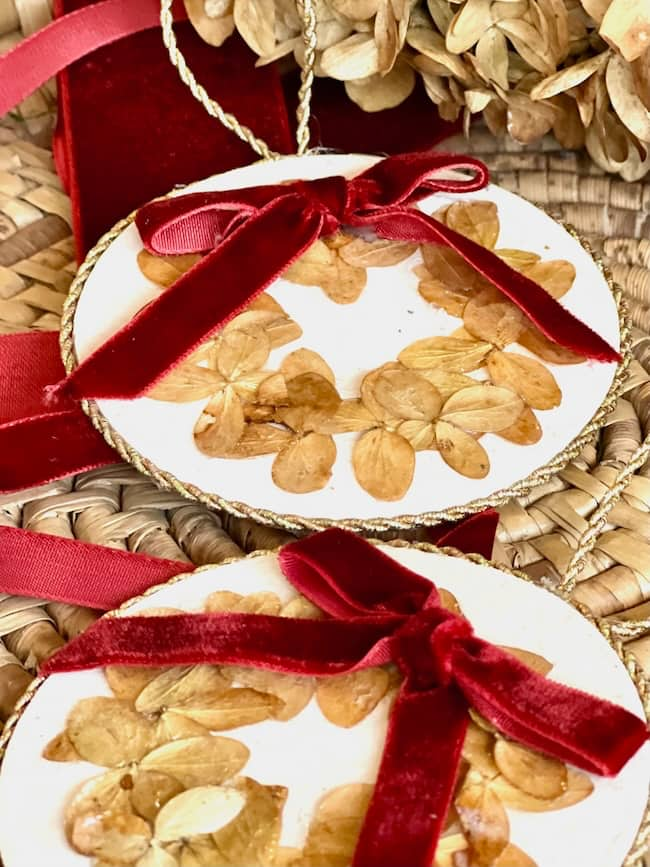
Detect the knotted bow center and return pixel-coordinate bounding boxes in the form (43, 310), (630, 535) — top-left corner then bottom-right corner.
(390, 591), (474, 691)
(299, 175), (384, 234)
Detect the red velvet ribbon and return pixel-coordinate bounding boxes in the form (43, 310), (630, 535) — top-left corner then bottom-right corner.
(50, 151), (619, 403)
(43, 528), (648, 867)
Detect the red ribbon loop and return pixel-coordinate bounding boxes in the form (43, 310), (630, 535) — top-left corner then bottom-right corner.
(43, 528), (648, 867)
(50, 151), (619, 404)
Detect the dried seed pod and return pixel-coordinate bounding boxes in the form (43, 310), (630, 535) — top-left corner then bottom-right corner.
(316, 668), (390, 726)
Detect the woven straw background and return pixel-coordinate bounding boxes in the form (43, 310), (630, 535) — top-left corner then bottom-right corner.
(0, 11), (649, 863)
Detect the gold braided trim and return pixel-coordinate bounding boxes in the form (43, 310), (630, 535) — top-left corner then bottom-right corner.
(295, 0), (317, 157)
(0, 540), (647, 863)
(58, 190), (633, 533)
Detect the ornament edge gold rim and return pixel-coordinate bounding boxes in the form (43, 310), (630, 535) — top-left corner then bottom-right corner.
(58, 168), (633, 533)
(0, 539), (647, 865)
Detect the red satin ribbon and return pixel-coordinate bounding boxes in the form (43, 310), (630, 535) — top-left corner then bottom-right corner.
(50, 151), (619, 402)
(43, 528), (648, 867)
(0, 0), (187, 118)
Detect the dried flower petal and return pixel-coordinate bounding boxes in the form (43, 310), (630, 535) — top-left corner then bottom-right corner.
(487, 351), (562, 410)
(194, 388), (246, 457)
(438, 588), (463, 615)
(434, 832), (469, 867)
(226, 423), (294, 458)
(135, 666), (230, 715)
(399, 337), (492, 373)
(517, 328), (585, 364)
(183, 0), (234, 47)
(233, 0), (275, 55)
(521, 260), (576, 300)
(286, 373), (341, 414)
(489, 769), (593, 811)
(65, 770), (132, 840)
(147, 363), (224, 403)
(281, 349), (336, 385)
(455, 782), (509, 865)
(435, 421), (490, 479)
(316, 668), (390, 727)
(446, 0), (492, 53)
(338, 236), (417, 267)
(303, 784), (374, 866)
(462, 723), (499, 779)
(137, 842), (179, 867)
(280, 595), (324, 619)
(493, 740), (568, 798)
(440, 385), (525, 432)
(397, 419), (436, 450)
(530, 50), (609, 100)
(496, 249), (541, 271)
(155, 786), (246, 841)
(495, 407), (543, 445)
(71, 811), (151, 863)
(474, 27), (509, 90)
(137, 250), (200, 288)
(173, 688), (282, 730)
(257, 373), (289, 405)
(494, 843), (538, 866)
(463, 288), (528, 347)
(445, 201), (499, 249)
(105, 666), (165, 703)
(223, 667), (314, 720)
(321, 33), (380, 80)
(66, 698), (157, 766)
(373, 368), (443, 421)
(141, 736), (249, 787)
(272, 433), (337, 493)
(217, 330), (270, 380)
(497, 646), (552, 675)
(43, 731), (81, 762)
(416, 369), (476, 402)
(316, 399), (377, 434)
(130, 770), (184, 823)
(353, 428), (415, 500)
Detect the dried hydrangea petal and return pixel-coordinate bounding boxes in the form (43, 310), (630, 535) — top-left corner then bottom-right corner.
(455, 781), (509, 866)
(225, 423), (294, 458)
(398, 337), (492, 373)
(280, 595), (324, 619)
(135, 666), (230, 716)
(169, 688), (282, 730)
(416, 369), (476, 403)
(494, 843), (538, 866)
(435, 421), (490, 479)
(105, 667), (166, 704)
(519, 260), (576, 300)
(136, 842), (179, 867)
(137, 251), (200, 288)
(130, 770), (184, 823)
(216, 329), (271, 380)
(154, 711), (210, 743)
(303, 783), (373, 866)
(147, 363), (224, 403)
(495, 407), (543, 446)
(71, 811), (152, 864)
(445, 201), (499, 249)
(495, 249), (541, 272)
(338, 236), (417, 267)
(461, 723), (499, 780)
(360, 364), (403, 424)
(272, 433), (337, 494)
(194, 387), (246, 457)
(43, 731), (81, 762)
(463, 289), (528, 348)
(434, 832), (469, 867)
(280, 349), (336, 385)
(154, 786), (246, 842)
(493, 740), (568, 799)
(316, 668), (390, 727)
(489, 769), (593, 811)
(487, 352), (561, 410)
(66, 698), (158, 766)
(352, 428), (416, 500)
(440, 385), (524, 433)
(497, 646), (552, 676)
(396, 419), (436, 450)
(517, 328), (585, 364)
(315, 399), (376, 435)
(65, 770), (132, 841)
(373, 368), (442, 421)
(222, 666), (314, 721)
(204, 591), (244, 612)
(140, 736), (249, 788)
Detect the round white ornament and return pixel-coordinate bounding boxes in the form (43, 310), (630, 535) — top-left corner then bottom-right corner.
(64, 153), (626, 530)
(0, 544), (647, 867)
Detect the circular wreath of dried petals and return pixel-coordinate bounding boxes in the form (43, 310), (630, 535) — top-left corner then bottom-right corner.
(139, 199), (599, 504)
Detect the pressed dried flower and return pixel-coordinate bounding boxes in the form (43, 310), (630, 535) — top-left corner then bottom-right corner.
(316, 668), (390, 727)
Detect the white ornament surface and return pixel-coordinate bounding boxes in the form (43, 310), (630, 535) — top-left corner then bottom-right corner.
(0, 547), (647, 867)
(71, 154), (620, 523)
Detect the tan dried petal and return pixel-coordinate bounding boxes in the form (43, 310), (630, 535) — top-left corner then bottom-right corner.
(155, 711), (210, 743)
(455, 782), (509, 865)
(147, 363), (224, 403)
(194, 387), (246, 457)
(105, 666), (166, 703)
(446, 0), (492, 53)
(184, 0), (234, 47)
(338, 235), (417, 268)
(71, 811), (151, 864)
(496, 249), (541, 271)
(137, 250), (200, 288)
(321, 33), (380, 81)
(141, 735), (249, 787)
(272, 432), (337, 493)
(223, 666), (314, 720)
(440, 385), (525, 433)
(65, 770), (132, 840)
(43, 731), (81, 762)
(284, 240), (335, 282)
(154, 786), (246, 842)
(360, 364), (402, 423)
(487, 351), (561, 410)
(217, 329), (270, 380)
(522, 259), (576, 300)
(495, 406), (543, 446)
(434, 832), (469, 867)
(463, 289), (528, 347)
(303, 784), (374, 866)
(489, 768), (593, 811)
(420, 243), (492, 306)
(530, 50), (609, 100)
(66, 698), (157, 766)
(497, 646), (552, 675)
(173, 688), (282, 730)
(233, 0), (275, 55)
(280, 595), (324, 619)
(517, 327), (585, 364)
(286, 373), (341, 414)
(506, 91), (557, 144)
(373, 368), (442, 421)
(316, 399), (376, 434)
(474, 27), (509, 90)
(435, 421), (490, 479)
(316, 668), (390, 727)
(274, 847), (304, 866)
(445, 201), (499, 249)
(137, 842), (179, 867)
(235, 592), (283, 616)
(281, 349), (336, 385)
(438, 588), (463, 615)
(493, 739), (568, 798)
(462, 723), (499, 779)
(494, 843), (538, 866)
(257, 373), (289, 405)
(399, 337), (492, 373)
(346, 62), (416, 112)
(226, 423), (294, 458)
(130, 770), (184, 823)
(352, 428), (415, 500)
(135, 666), (230, 715)
(227, 308), (302, 350)
(209, 777), (287, 865)
(606, 53), (650, 142)
(416, 369), (476, 402)
(329, 0), (379, 18)
(396, 419), (436, 450)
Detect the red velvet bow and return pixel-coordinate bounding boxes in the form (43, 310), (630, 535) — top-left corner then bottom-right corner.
(43, 528), (647, 867)
(51, 151), (619, 402)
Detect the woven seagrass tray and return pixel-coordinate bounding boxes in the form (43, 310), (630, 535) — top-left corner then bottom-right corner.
(2, 0), (650, 755)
